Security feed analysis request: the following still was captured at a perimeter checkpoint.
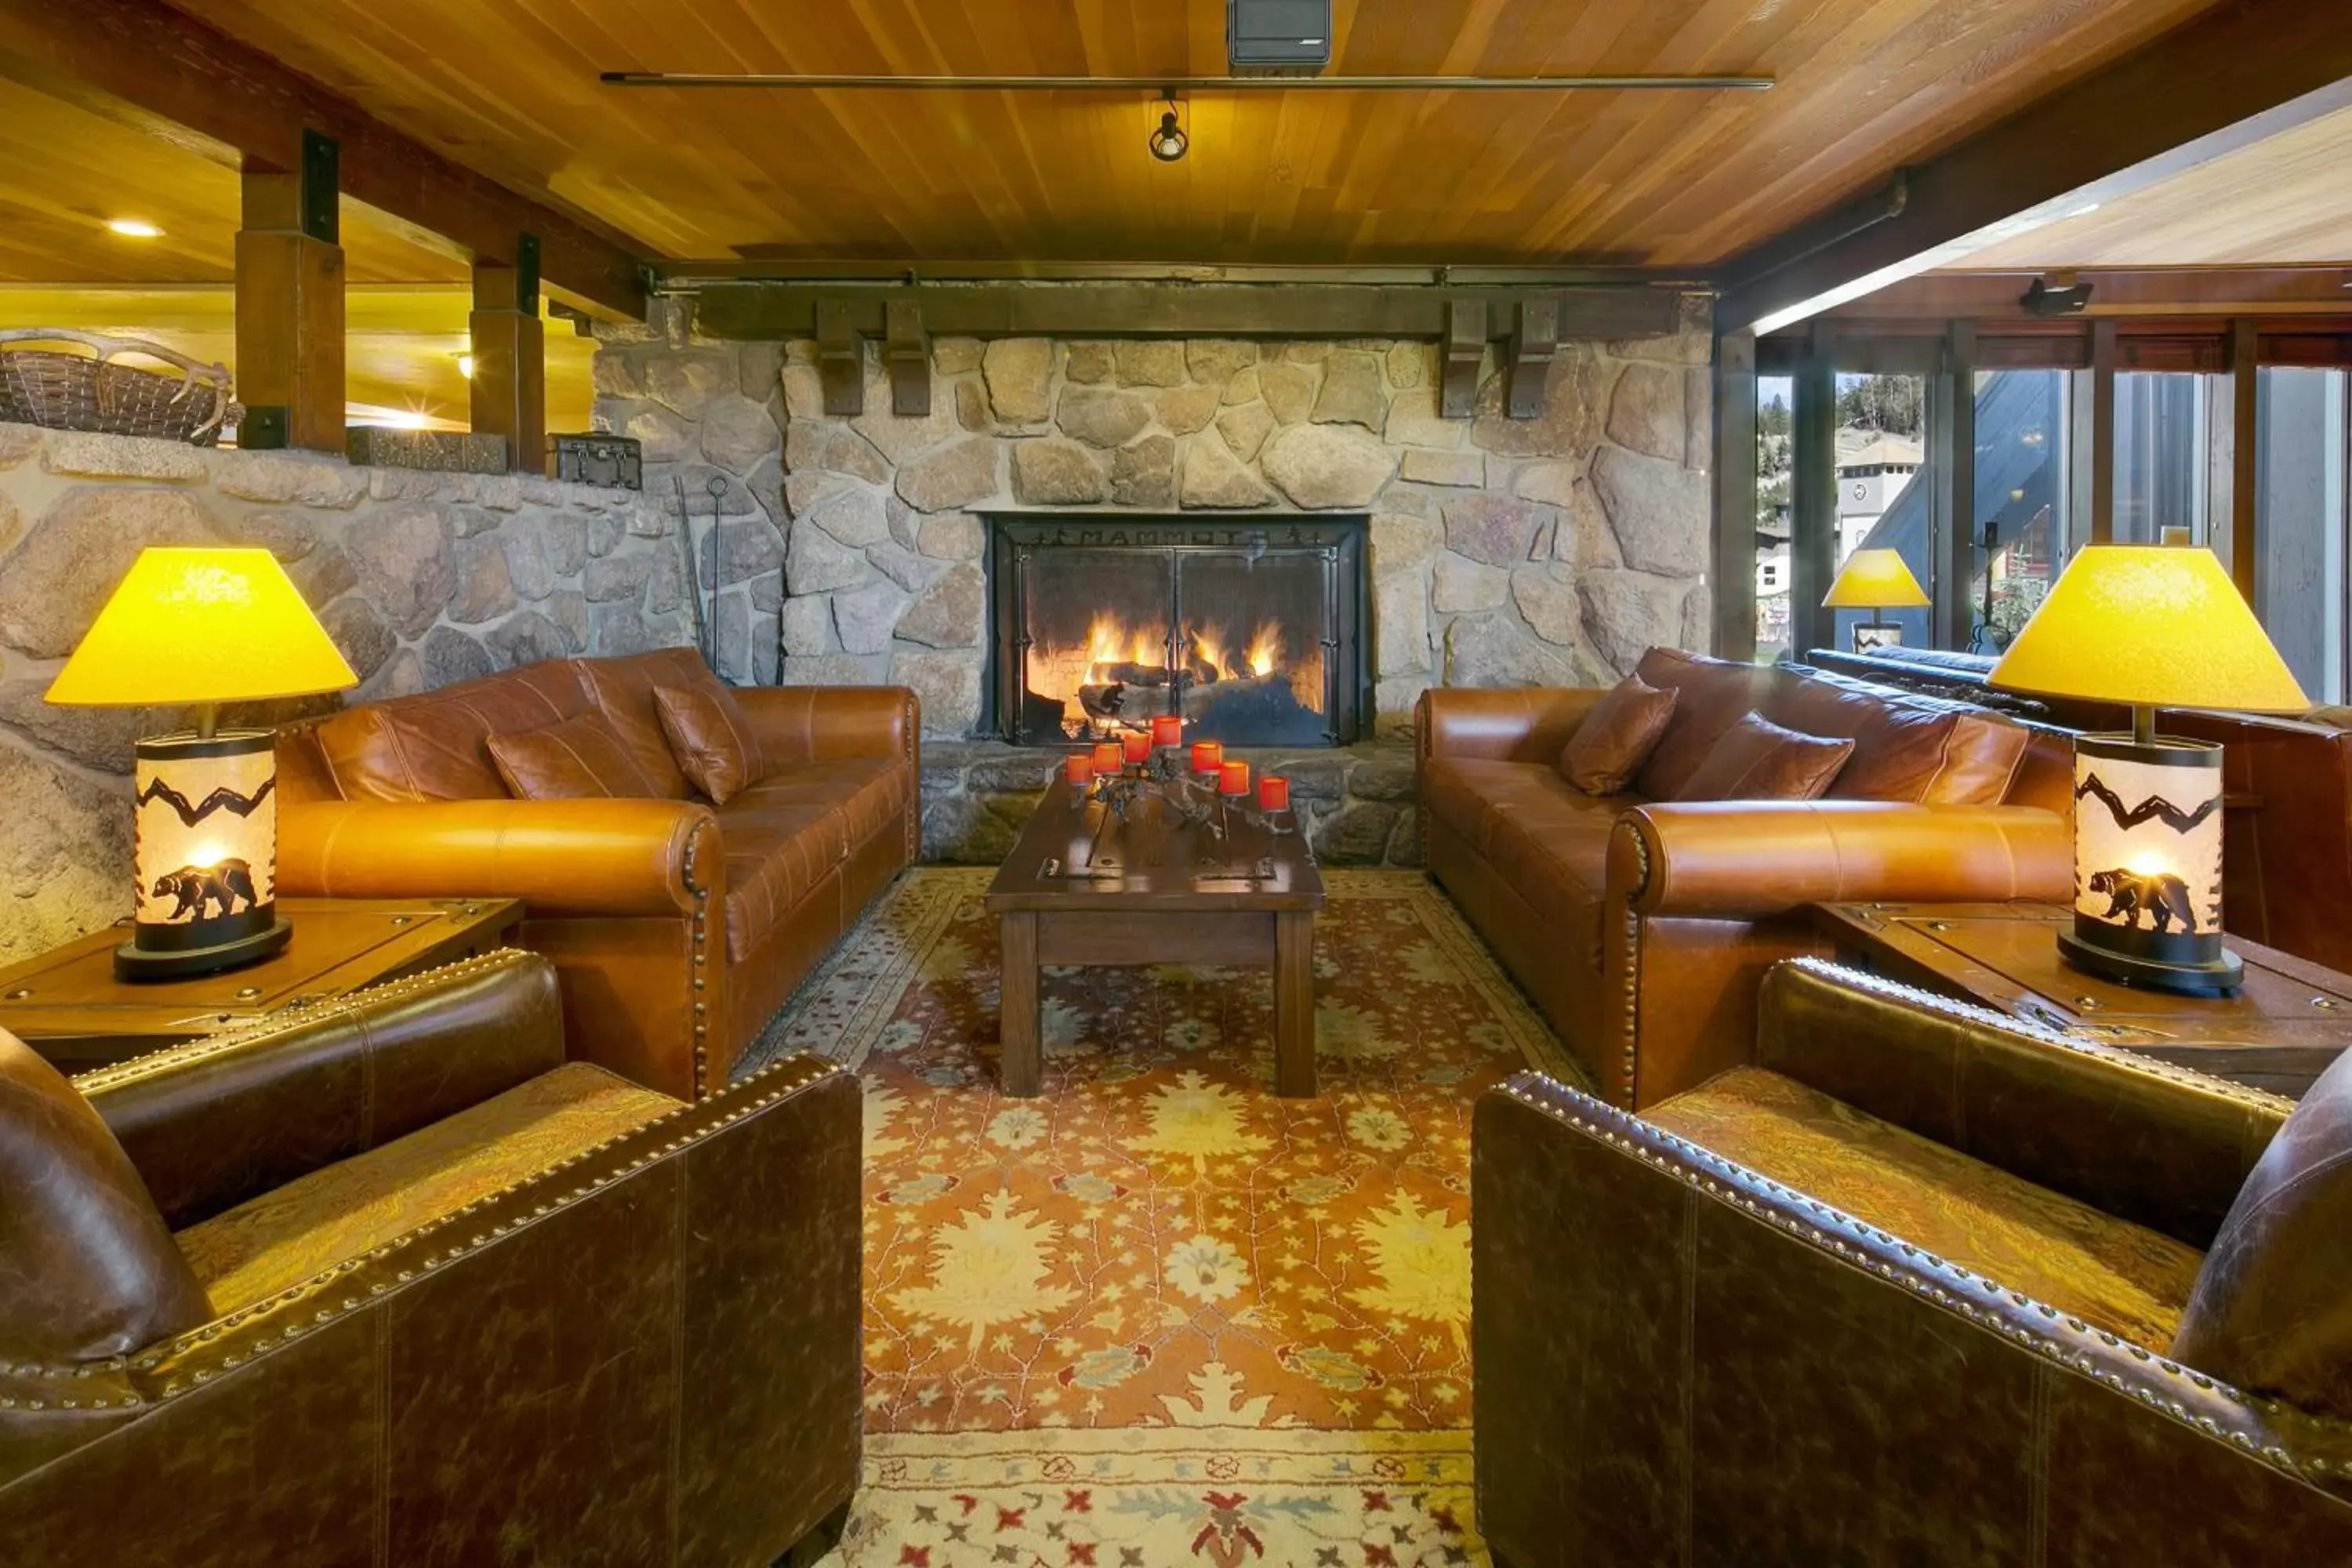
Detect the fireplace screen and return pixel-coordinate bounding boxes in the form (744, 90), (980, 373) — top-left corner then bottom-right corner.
(988, 514), (1367, 747)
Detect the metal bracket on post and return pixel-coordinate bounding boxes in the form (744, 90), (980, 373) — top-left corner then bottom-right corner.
(884, 299), (930, 416)
(1440, 299), (1486, 419)
(817, 299), (863, 416)
(1505, 298), (1559, 420)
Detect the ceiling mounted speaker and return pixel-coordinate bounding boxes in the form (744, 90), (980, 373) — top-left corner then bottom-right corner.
(1228, 0), (1331, 78)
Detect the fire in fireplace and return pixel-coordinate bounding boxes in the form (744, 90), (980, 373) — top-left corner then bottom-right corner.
(985, 514), (1367, 748)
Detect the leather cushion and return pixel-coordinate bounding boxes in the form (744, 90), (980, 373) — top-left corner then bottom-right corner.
(1423, 756), (1635, 856)
(314, 660), (589, 801)
(2172, 1043), (2352, 1419)
(176, 1063), (677, 1316)
(572, 648), (723, 801)
(1559, 673), (1678, 795)
(0, 1030), (212, 1362)
(1484, 807), (1613, 975)
(1646, 1066), (2203, 1349)
(486, 713), (659, 800)
(1674, 712), (1856, 801)
(655, 681), (768, 806)
(715, 802), (851, 964)
(731, 759), (912, 851)
(1632, 648), (1774, 800)
(1766, 674), (2030, 805)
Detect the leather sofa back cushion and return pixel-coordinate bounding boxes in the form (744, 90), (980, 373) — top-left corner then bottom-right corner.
(316, 659), (589, 801)
(1675, 712), (1856, 801)
(1559, 673), (1677, 795)
(1767, 676), (2031, 804)
(655, 682), (769, 805)
(1633, 648), (1774, 800)
(2172, 1040), (2352, 1419)
(0, 1031), (211, 1362)
(573, 648), (720, 801)
(487, 713), (660, 800)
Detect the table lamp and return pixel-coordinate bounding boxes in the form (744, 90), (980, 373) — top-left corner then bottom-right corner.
(1822, 547), (1930, 652)
(45, 547), (358, 979)
(1987, 543), (2307, 995)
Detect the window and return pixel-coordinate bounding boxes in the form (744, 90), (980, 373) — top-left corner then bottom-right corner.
(1969, 369), (2071, 653)
(2258, 368), (2350, 702)
(1755, 375), (1794, 662)
(2114, 372), (2216, 544)
(1828, 372), (1929, 653)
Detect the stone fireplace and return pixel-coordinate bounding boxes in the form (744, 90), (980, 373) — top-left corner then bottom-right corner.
(985, 512), (1367, 747)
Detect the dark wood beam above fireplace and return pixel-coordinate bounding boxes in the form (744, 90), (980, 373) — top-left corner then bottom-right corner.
(683, 280), (1690, 347)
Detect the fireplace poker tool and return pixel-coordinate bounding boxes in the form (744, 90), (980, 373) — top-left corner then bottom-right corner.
(671, 475), (710, 661)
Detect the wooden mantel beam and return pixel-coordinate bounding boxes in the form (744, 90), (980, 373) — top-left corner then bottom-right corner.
(1718, 0), (2352, 332)
(0, 0), (648, 318)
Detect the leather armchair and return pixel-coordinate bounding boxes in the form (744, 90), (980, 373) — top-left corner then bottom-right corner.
(0, 950), (862, 1567)
(1473, 959), (2352, 1566)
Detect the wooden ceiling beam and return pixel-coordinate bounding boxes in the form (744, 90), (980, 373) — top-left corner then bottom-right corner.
(688, 281), (1688, 343)
(1800, 267), (2352, 324)
(1718, 0), (2352, 332)
(0, 0), (648, 318)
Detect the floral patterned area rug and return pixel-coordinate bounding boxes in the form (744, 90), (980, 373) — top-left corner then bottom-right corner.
(742, 866), (1581, 1567)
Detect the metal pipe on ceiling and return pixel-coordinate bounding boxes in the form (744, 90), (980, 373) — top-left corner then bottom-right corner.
(600, 71), (1774, 93)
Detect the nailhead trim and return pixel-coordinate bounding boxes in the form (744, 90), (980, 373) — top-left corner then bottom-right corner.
(1490, 1069), (2352, 1486)
(118, 1057), (844, 1396)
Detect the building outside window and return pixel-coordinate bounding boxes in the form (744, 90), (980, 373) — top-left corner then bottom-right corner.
(2258, 367), (2350, 702)
(1969, 369), (2071, 653)
(1755, 375), (1795, 662)
(2114, 372), (2216, 545)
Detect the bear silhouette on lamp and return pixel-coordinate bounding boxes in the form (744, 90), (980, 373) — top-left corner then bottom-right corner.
(45, 548), (358, 979)
(1989, 543), (2307, 995)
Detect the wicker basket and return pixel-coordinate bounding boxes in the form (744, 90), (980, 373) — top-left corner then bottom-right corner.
(0, 329), (237, 446)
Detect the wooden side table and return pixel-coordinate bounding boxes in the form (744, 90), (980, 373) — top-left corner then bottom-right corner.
(1813, 900), (2352, 1098)
(0, 897), (524, 1072)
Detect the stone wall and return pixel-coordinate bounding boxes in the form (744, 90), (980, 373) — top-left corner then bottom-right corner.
(0, 424), (690, 961)
(593, 299), (1715, 739)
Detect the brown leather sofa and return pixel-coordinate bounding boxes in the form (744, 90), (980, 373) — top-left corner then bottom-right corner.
(1815, 644), (2352, 975)
(276, 646), (918, 1101)
(1473, 959), (2352, 1566)
(1417, 647), (2072, 1109)
(0, 949), (862, 1568)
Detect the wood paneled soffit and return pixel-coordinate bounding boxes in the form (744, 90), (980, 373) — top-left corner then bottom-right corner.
(0, 0), (647, 317)
(1718, 0), (2352, 332)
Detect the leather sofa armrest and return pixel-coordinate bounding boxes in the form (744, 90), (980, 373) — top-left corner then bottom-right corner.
(1416, 687), (1603, 764)
(0, 1057), (865, 1552)
(278, 798), (722, 918)
(1470, 1072), (2352, 1566)
(1610, 800), (2071, 919)
(78, 951), (568, 1231)
(1757, 959), (2288, 1250)
(738, 684), (920, 768)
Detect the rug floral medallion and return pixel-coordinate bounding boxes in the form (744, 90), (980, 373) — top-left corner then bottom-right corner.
(746, 866), (1580, 1567)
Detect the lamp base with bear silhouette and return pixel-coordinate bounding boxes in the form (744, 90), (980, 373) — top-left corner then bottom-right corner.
(2061, 725), (2241, 996)
(118, 728), (292, 981)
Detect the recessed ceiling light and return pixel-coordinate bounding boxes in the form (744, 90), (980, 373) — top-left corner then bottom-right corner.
(105, 218), (163, 238)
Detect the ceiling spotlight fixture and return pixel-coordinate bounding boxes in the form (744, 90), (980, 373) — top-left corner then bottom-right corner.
(457, 353), (477, 379)
(1149, 97), (1189, 162)
(105, 218), (163, 238)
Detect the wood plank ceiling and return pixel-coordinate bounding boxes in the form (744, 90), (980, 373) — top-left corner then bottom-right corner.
(1958, 99), (2352, 270)
(158, 0), (2225, 269)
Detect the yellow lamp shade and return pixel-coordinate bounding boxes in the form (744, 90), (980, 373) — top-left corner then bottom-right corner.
(1821, 548), (1930, 609)
(1987, 545), (2309, 713)
(45, 547), (358, 708)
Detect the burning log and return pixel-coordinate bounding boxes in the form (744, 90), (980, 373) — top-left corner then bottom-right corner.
(1098, 660), (1178, 688)
(1078, 683), (1132, 721)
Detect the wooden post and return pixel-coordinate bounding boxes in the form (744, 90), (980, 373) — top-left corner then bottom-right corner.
(1792, 328), (1838, 657)
(2076, 318), (2118, 543)
(1937, 321), (1978, 650)
(2228, 316), (2261, 606)
(234, 130), (343, 452)
(1712, 328), (1759, 661)
(470, 236), (545, 473)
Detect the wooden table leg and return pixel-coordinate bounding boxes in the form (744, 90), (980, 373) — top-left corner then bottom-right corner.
(1273, 910), (1316, 1097)
(999, 911), (1041, 1096)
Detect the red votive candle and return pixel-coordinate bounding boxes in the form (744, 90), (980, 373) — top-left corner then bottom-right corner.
(1065, 753), (1094, 788)
(1121, 730), (1150, 764)
(1091, 741), (1123, 775)
(1258, 775), (1290, 812)
(1219, 759), (1250, 797)
(1151, 714), (1183, 750)
(1191, 739), (1224, 775)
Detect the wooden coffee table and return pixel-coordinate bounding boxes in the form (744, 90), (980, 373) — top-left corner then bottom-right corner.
(1814, 900), (2352, 1098)
(0, 897), (524, 1072)
(984, 779), (1325, 1098)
